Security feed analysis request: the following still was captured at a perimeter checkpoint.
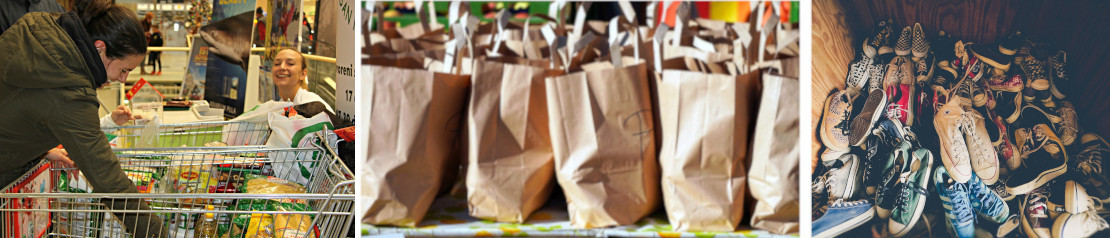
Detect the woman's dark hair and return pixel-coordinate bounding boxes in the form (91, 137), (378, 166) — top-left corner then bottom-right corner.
(72, 0), (147, 58)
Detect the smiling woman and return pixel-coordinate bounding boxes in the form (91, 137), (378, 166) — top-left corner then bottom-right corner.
(272, 47), (334, 112)
(0, 0), (165, 236)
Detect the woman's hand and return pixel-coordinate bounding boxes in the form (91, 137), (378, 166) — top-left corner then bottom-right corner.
(111, 105), (142, 125)
(44, 148), (74, 167)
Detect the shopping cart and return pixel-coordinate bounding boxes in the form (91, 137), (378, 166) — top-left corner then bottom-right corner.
(103, 121), (270, 148)
(0, 144), (354, 238)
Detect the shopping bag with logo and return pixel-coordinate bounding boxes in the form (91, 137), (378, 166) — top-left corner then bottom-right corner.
(265, 106), (334, 185)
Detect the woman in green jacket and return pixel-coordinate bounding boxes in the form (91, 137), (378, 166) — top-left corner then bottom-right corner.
(0, 0), (165, 237)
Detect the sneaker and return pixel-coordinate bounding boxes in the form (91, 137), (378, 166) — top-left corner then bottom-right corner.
(813, 170), (829, 220)
(935, 30), (957, 67)
(849, 90), (889, 146)
(895, 26), (913, 56)
(971, 43), (1012, 74)
(812, 199), (875, 238)
(1054, 101), (1079, 146)
(960, 109), (1001, 185)
(1015, 52), (1050, 91)
(988, 73), (1024, 94)
(997, 91), (1024, 124)
(934, 100), (975, 183)
(1022, 188), (1053, 238)
(820, 89), (853, 152)
(991, 179), (1017, 202)
(826, 153), (866, 200)
(1052, 210), (1110, 238)
(868, 62), (888, 93)
(998, 31), (1023, 56)
(885, 84), (913, 126)
(935, 166), (976, 238)
(1008, 124), (1068, 196)
(997, 214), (1020, 237)
(985, 111), (1019, 170)
(887, 147), (935, 236)
(953, 40), (971, 70)
(914, 51), (935, 84)
(862, 19), (894, 58)
(911, 23), (930, 59)
(966, 166), (1009, 222)
(1047, 50), (1068, 99)
(876, 140), (911, 219)
(963, 56), (987, 83)
(863, 119), (905, 197)
(1074, 133), (1110, 204)
(846, 55), (873, 96)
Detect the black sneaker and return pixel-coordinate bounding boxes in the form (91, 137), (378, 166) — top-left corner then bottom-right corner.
(1072, 133), (1110, 204)
(875, 140), (910, 219)
(863, 118), (905, 197)
(1008, 124), (1068, 196)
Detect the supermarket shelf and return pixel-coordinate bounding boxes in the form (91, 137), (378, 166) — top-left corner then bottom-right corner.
(362, 194), (796, 238)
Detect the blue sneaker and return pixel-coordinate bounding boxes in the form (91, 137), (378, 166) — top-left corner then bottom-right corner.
(966, 170), (1009, 223)
(813, 199), (874, 238)
(935, 166), (975, 238)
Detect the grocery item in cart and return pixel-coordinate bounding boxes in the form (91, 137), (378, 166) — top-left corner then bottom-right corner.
(124, 170), (160, 193)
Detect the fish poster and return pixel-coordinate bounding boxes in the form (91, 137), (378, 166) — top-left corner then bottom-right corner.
(201, 0), (256, 118)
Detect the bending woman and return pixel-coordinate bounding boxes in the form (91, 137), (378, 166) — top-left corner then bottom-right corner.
(0, 0), (167, 237)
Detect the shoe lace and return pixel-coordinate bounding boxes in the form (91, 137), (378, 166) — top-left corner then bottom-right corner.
(948, 182), (975, 224)
(1078, 147), (1107, 176)
(894, 171), (929, 213)
(1028, 192), (1049, 217)
(832, 199), (869, 208)
(958, 113), (992, 165)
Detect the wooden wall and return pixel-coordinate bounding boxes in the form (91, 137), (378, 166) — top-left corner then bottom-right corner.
(812, 0), (1110, 163)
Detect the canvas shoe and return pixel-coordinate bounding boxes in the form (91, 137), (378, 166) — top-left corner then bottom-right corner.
(1052, 181), (1110, 238)
(888, 147), (935, 237)
(820, 89), (854, 152)
(971, 43), (1012, 75)
(988, 73), (1024, 93)
(845, 54), (873, 96)
(914, 50), (935, 84)
(991, 178), (1017, 202)
(868, 61), (888, 93)
(985, 110), (1019, 170)
(1052, 210), (1109, 238)
(934, 99), (975, 183)
(863, 118), (905, 198)
(998, 91), (1024, 124)
(849, 90), (889, 146)
(885, 83), (913, 126)
(1047, 50), (1068, 99)
(1023, 187), (1053, 238)
(959, 108), (1000, 185)
(998, 31), (1024, 56)
(825, 153), (866, 201)
(875, 140), (911, 219)
(935, 30), (957, 68)
(963, 56), (987, 83)
(862, 19), (894, 58)
(812, 199), (875, 238)
(953, 40), (970, 70)
(935, 166), (976, 238)
(997, 214), (1020, 237)
(895, 26), (913, 56)
(966, 166), (1010, 223)
(911, 23), (930, 59)
(1073, 133), (1110, 205)
(1008, 124), (1068, 196)
(1015, 52), (1050, 91)
(813, 168), (830, 220)
(1053, 101), (1079, 146)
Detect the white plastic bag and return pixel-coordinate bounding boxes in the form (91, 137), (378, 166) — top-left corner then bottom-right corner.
(266, 109), (333, 185)
(223, 101), (293, 145)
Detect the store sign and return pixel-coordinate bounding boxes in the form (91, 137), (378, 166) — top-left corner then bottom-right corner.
(334, 0), (355, 124)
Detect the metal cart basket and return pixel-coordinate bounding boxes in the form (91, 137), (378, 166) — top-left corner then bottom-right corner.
(103, 121), (270, 148)
(0, 145), (354, 238)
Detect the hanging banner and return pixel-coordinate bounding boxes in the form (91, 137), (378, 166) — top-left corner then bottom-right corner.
(201, 0), (257, 117)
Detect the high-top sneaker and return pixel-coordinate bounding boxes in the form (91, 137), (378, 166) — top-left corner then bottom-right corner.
(1023, 187), (1053, 238)
(1073, 133), (1110, 206)
(934, 99), (975, 183)
(888, 147), (935, 236)
(862, 19), (894, 58)
(1008, 124), (1068, 196)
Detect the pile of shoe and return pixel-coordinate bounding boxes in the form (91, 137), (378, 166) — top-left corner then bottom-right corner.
(814, 19), (1110, 238)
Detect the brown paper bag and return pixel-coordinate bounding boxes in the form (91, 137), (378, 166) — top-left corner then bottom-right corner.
(657, 57), (760, 232)
(545, 61), (660, 228)
(464, 57), (558, 223)
(748, 72), (800, 234)
(360, 57), (470, 227)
